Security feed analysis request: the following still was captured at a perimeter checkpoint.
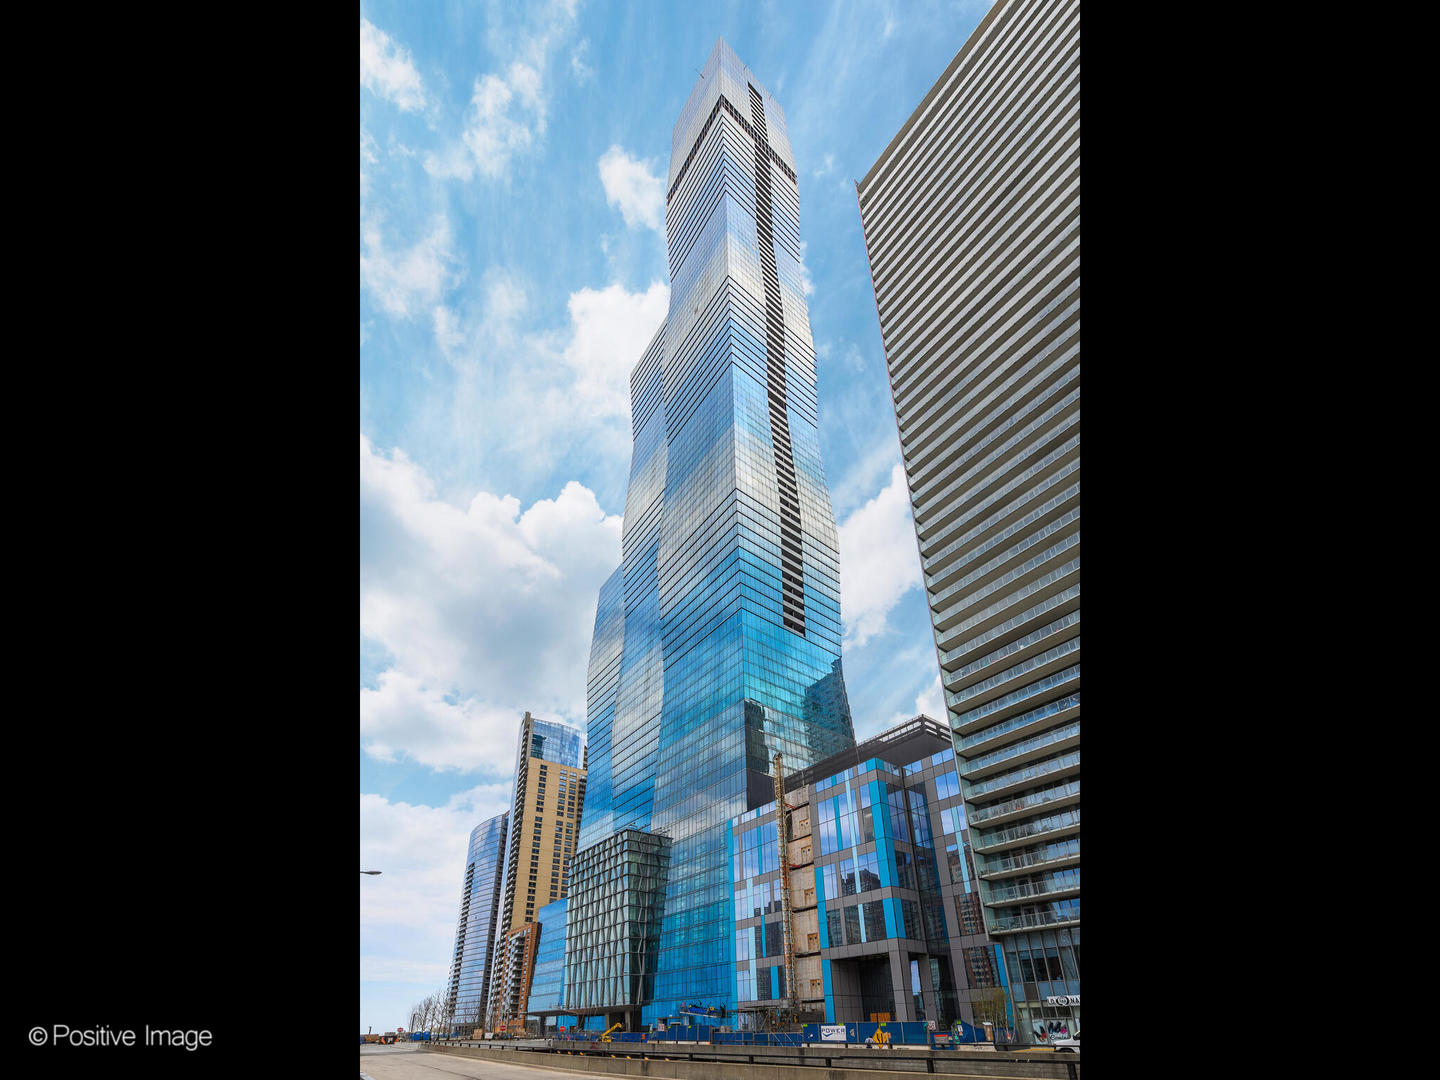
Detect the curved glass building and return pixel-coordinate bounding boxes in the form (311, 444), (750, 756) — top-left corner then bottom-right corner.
(444, 812), (509, 1031)
(576, 39), (858, 1029)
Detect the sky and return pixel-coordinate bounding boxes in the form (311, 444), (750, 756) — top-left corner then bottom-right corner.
(360, 0), (994, 1034)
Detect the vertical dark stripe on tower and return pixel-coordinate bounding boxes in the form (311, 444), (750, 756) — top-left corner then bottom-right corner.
(747, 83), (805, 636)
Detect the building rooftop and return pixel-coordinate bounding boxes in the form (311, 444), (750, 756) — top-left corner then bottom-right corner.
(784, 714), (952, 794)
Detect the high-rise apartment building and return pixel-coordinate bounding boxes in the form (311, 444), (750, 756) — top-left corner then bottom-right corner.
(575, 38), (858, 1028)
(444, 812), (508, 1032)
(488, 713), (586, 1030)
(856, 0), (1079, 1043)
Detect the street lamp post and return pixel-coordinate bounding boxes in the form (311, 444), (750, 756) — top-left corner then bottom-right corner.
(362, 870), (382, 1040)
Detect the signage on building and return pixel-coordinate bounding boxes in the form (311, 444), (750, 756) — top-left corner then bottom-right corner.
(820, 1025), (846, 1042)
(1044, 995), (1080, 1006)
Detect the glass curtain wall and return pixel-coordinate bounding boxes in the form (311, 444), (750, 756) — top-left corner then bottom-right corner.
(444, 813), (508, 1030)
(578, 38), (858, 1028)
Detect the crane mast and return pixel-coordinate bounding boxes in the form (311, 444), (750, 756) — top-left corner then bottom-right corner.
(772, 752), (798, 1019)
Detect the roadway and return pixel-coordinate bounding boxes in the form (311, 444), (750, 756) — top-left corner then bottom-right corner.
(359, 1043), (618, 1080)
(361, 1042), (1078, 1080)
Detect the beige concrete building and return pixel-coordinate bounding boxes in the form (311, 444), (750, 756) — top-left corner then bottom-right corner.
(487, 713), (587, 1030)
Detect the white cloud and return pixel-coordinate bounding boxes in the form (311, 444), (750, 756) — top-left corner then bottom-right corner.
(430, 268), (532, 362)
(483, 273), (530, 329)
(838, 462), (924, 647)
(360, 18), (427, 112)
(874, 668), (947, 737)
(830, 430), (902, 521)
(361, 128), (380, 198)
(571, 39), (595, 83)
(424, 66), (547, 182)
(798, 240), (816, 297)
(359, 433), (623, 770)
(360, 784), (515, 998)
(414, 275), (668, 505)
(432, 305), (464, 352)
(424, 1), (579, 183)
(561, 280), (670, 419)
(812, 152), (836, 179)
(598, 146), (665, 232)
(361, 670), (531, 772)
(913, 671), (945, 722)
(360, 215), (461, 319)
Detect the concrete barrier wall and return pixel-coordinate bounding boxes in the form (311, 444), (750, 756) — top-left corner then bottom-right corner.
(423, 1042), (1079, 1080)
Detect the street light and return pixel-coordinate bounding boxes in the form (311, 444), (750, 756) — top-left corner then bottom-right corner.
(361, 870), (382, 875)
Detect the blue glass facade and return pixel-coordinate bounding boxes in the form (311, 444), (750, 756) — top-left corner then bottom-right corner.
(526, 719), (585, 772)
(444, 812), (508, 1030)
(728, 717), (1013, 1032)
(577, 39), (856, 1028)
(528, 898), (578, 1032)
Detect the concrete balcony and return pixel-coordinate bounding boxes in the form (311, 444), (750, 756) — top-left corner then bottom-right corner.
(956, 699), (1080, 757)
(978, 846), (1080, 882)
(987, 907), (1080, 936)
(972, 811), (1080, 855)
(967, 779), (1080, 829)
(962, 749), (1080, 804)
(984, 876), (1081, 908)
(959, 723), (1080, 782)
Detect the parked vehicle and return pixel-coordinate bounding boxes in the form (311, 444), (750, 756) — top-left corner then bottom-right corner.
(1052, 1034), (1080, 1052)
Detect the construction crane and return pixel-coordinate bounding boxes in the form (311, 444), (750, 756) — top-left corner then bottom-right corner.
(597, 1022), (623, 1044)
(772, 753), (798, 1020)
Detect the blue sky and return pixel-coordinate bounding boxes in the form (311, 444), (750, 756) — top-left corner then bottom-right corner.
(360, 0), (993, 1034)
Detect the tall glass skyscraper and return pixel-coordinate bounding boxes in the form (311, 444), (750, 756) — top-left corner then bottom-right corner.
(577, 38), (857, 1027)
(856, 0), (1080, 1043)
(444, 812), (509, 1032)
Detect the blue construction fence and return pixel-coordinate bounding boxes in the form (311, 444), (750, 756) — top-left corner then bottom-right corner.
(550, 1021), (1003, 1047)
(551, 1027), (756, 1045)
(801, 1022), (986, 1046)
(553, 1031), (678, 1044)
(713, 1032), (804, 1046)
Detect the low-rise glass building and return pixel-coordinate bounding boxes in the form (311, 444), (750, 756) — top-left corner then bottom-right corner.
(527, 898), (578, 1035)
(728, 716), (1014, 1034)
(562, 829), (671, 1031)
